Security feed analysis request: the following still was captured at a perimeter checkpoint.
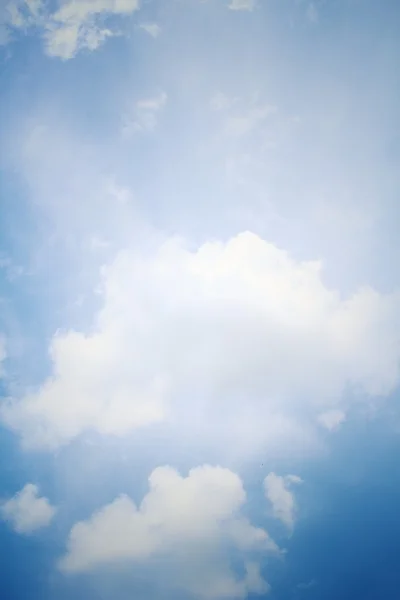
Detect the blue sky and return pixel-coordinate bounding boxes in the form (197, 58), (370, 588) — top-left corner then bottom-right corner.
(1, 1), (400, 599)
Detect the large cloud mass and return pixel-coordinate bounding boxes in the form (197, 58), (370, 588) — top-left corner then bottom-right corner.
(2, 232), (400, 450)
(60, 465), (277, 598)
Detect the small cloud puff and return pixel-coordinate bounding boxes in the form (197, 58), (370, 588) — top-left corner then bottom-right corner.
(264, 473), (303, 530)
(317, 409), (346, 431)
(1, 483), (57, 534)
(122, 91), (168, 137)
(210, 92), (277, 136)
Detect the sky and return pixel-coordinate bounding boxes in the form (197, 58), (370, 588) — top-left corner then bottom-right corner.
(0, 0), (400, 599)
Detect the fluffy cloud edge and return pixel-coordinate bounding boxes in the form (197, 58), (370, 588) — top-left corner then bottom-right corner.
(1, 483), (57, 534)
(264, 473), (303, 530)
(59, 465), (278, 599)
(1, 231), (400, 453)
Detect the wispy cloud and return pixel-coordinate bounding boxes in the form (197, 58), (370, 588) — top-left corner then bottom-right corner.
(224, 104), (277, 137)
(264, 473), (303, 530)
(210, 91), (238, 111)
(228, 0), (256, 11)
(0, 0), (43, 45)
(122, 91), (168, 136)
(0, 0), (140, 58)
(139, 22), (161, 38)
(306, 3), (319, 24)
(317, 409), (346, 431)
(210, 92), (277, 137)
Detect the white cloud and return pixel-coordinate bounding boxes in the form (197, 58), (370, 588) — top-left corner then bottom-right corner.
(122, 91), (168, 136)
(60, 465), (277, 598)
(44, 22), (114, 60)
(2, 231), (400, 451)
(224, 105), (277, 137)
(228, 0), (256, 11)
(264, 473), (303, 530)
(0, 0), (140, 59)
(0, 0), (44, 44)
(139, 22), (161, 38)
(44, 0), (139, 59)
(317, 409), (346, 431)
(210, 92), (237, 112)
(136, 93), (168, 112)
(1, 483), (57, 534)
(243, 561), (270, 595)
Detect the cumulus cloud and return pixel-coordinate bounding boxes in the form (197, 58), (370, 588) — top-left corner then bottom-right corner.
(264, 473), (302, 530)
(0, 0), (140, 58)
(2, 231), (400, 451)
(60, 465), (277, 598)
(121, 91), (168, 136)
(1, 483), (57, 534)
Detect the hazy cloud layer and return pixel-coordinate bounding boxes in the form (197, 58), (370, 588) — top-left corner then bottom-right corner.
(0, 0), (140, 58)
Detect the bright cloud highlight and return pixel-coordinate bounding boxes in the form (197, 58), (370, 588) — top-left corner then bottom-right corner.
(60, 465), (277, 598)
(228, 0), (256, 12)
(0, 0), (140, 58)
(2, 231), (400, 451)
